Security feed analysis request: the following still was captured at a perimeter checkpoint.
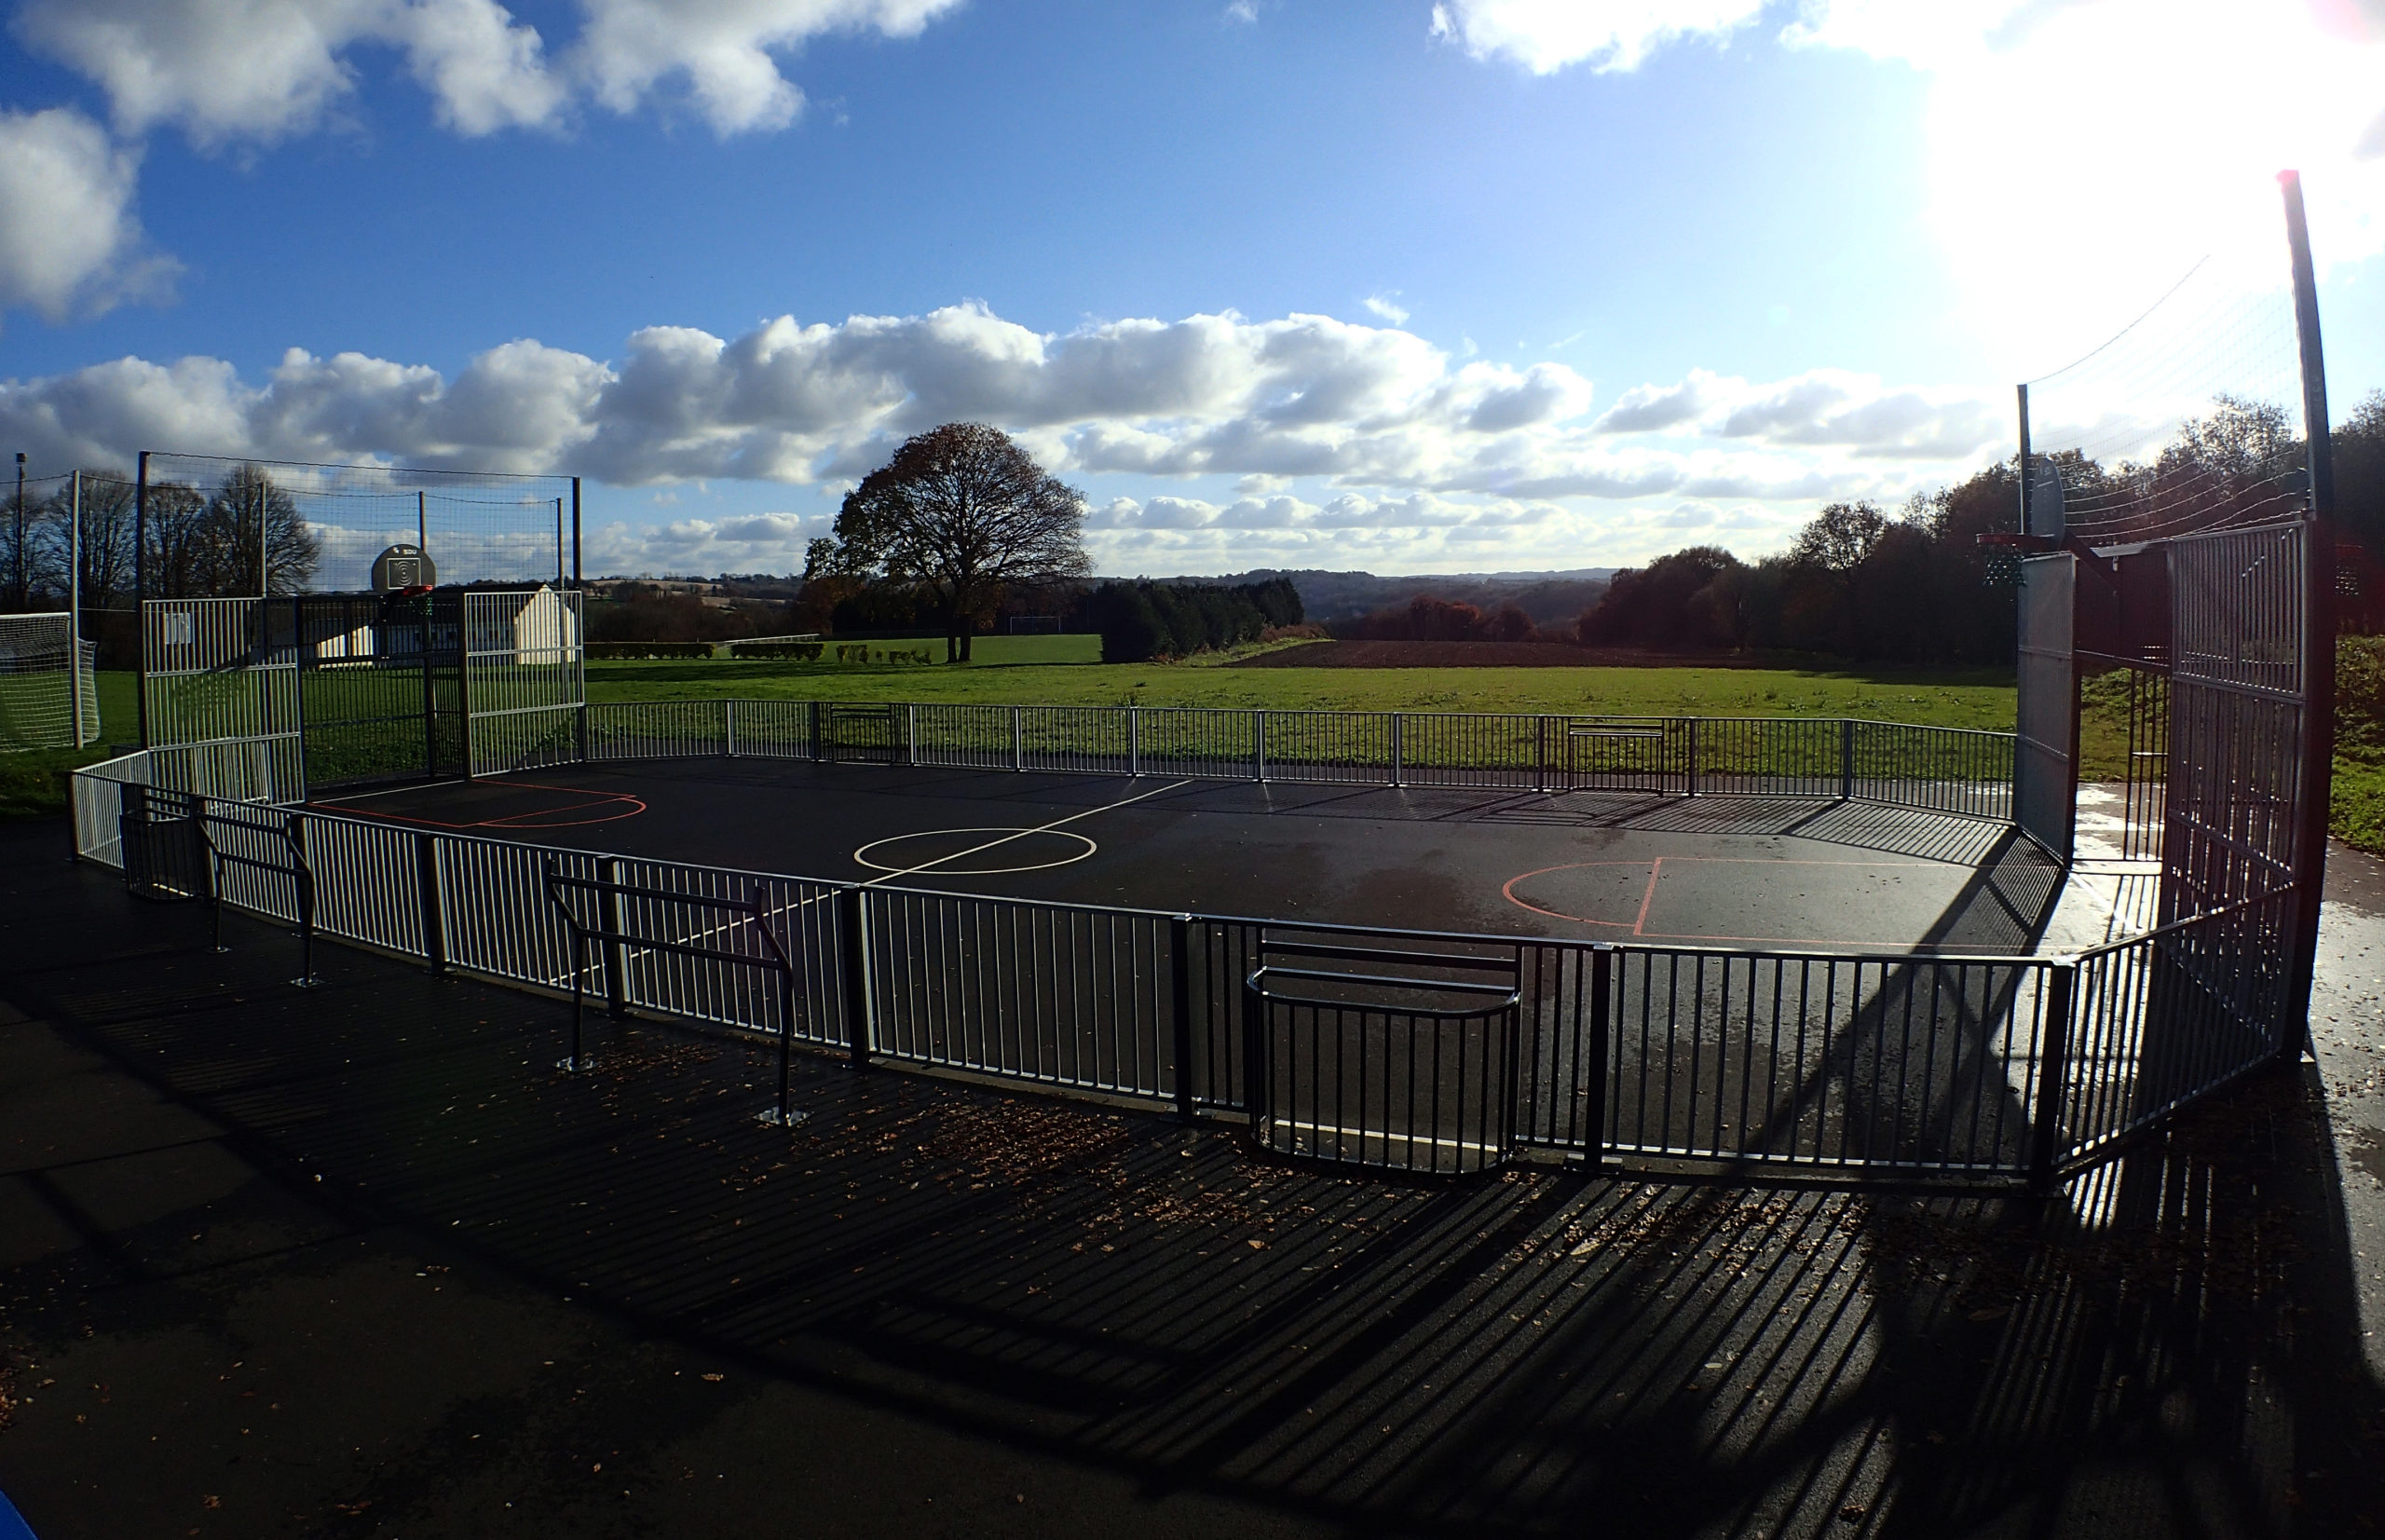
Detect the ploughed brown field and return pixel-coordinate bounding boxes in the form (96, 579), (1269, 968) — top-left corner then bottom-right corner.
(1228, 639), (1772, 668)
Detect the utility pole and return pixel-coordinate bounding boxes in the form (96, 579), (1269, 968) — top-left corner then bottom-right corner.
(11, 452), (23, 610)
(69, 470), (86, 746)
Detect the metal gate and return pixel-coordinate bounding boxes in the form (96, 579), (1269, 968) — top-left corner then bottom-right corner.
(1557, 717), (1677, 793)
(1245, 934), (1522, 1176)
(825, 703), (907, 765)
(2014, 554), (2078, 860)
(293, 593), (466, 790)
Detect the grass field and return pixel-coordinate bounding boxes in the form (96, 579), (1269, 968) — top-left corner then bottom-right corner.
(586, 652), (2025, 730)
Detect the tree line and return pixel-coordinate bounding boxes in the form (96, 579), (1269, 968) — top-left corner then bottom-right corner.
(1338, 391), (2385, 663)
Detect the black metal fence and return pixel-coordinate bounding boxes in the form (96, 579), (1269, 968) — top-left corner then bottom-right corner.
(569, 700), (2016, 819)
(67, 759), (2303, 1191)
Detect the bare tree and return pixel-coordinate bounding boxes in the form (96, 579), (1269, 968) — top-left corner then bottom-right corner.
(817, 423), (1089, 661)
(198, 464), (321, 596)
(61, 470), (139, 610)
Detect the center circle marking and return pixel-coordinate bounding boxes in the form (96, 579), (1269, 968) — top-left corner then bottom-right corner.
(853, 826), (1098, 876)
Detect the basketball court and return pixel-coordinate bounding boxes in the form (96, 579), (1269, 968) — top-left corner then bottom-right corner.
(316, 756), (2069, 953)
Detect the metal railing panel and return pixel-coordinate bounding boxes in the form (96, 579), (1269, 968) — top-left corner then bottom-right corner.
(1256, 710), (1397, 784)
(722, 699), (819, 760)
(1395, 712), (1543, 789)
(1017, 705), (1131, 776)
(1851, 721), (2015, 822)
(908, 703), (1016, 771)
(1136, 707), (1260, 779)
(294, 811), (427, 956)
(585, 701), (727, 763)
(864, 887), (1177, 1102)
(71, 752), (146, 867)
(433, 833), (601, 993)
(1599, 947), (2051, 1176)
(2060, 889), (2297, 1164)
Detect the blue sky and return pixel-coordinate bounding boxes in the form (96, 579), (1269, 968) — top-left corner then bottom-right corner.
(2, 0), (2380, 578)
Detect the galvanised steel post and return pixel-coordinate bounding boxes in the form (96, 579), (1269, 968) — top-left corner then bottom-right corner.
(415, 830), (448, 974)
(2027, 961), (2076, 1194)
(841, 884), (874, 1070)
(599, 855), (629, 1020)
(1584, 944), (1613, 1167)
(2282, 169), (2337, 1064)
(1170, 914), (1195, 1122)
(135, 451), (149, 747)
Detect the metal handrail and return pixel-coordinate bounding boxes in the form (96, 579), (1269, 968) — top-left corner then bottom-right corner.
(194, 800), (318, 986)
(540, 861), (809, 1125)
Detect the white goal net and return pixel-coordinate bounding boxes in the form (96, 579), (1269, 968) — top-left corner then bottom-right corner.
(0, 612), (99, 751)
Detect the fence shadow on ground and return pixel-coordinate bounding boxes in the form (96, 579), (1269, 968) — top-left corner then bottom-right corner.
(7, 848), (2379, 1538)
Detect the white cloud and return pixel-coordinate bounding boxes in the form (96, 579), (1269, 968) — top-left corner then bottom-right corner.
(390, 0), (569, 134)
(1362, 293), (1410, 325)
(1428, 0), (1765, 74)
(0, 304), (1994, 571)
(571, 0), (964, 136)
(12, 0), (965, 146)
(0, 107), (175, 321)
(585, 509), (826, 571)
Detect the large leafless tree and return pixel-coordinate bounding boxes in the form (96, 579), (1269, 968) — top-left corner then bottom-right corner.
(812, 422), (1088, 661)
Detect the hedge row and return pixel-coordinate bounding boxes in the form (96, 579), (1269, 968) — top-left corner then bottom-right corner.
(729, 641), (824, 660)
(587, 641), (716, 660)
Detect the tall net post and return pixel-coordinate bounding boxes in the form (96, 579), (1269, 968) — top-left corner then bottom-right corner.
(2014, 171), (2337, 1057)
(2282, 170), (2336, 1058)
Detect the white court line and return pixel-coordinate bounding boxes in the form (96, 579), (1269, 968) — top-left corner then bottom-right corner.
(855, 777), (1193, 889)
(581, 776), (1201, 977)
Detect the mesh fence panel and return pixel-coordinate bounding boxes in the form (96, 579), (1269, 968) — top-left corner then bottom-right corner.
(2021, 254), (2308, 544)
(140, 454), (572, 594)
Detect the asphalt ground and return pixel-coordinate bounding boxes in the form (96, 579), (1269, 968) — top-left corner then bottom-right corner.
(313, 760), (2060, 953)
(6, 817), (2385, 1536)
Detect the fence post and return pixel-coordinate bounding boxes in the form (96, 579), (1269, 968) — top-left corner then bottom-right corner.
(1535, 715), (1550, 794)
(1391, 713), (1404, 788)
(1584, 944), (1613, 1168)
(599, 855), (629, 1020)
(841, 884), (874, 1070)
(906, 704), (917, 767)
(1171, 915), (1195, 1122)
(1685, 718), (1699, 797)
(2027, 961), (2077, 1194)
(1012, 705), (1024, 772)
(1130, 704), (1141, 778)
(415, 830), (447, 975)
(1255, 710), (1267, 783)
(811, 700), (825, 763)
(724, 700), (737, 759)
(1840, 718), (1856, 801)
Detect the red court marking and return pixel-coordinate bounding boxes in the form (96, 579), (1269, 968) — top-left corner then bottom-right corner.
(1631, 857), (1664, 936)
(1502, 855), (1953, 948)
(320, 780), (647, 831)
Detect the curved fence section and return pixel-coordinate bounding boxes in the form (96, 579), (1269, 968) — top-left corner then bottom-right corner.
(62, 705), (2289, 1192)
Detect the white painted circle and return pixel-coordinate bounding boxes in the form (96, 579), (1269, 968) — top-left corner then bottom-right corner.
(853, 825), (1098, 876)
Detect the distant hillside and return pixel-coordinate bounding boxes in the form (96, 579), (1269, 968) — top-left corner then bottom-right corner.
(1210, 568), (1615, 629)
